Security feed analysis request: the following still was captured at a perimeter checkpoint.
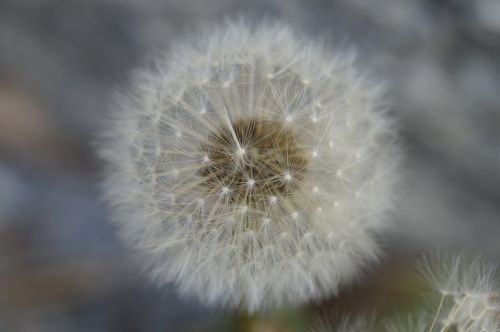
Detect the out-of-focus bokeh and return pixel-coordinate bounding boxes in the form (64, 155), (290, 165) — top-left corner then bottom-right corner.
(1, 0), (499, 331)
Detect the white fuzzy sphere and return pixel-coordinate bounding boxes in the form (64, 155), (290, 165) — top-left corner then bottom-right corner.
(101, 20), (400, 311)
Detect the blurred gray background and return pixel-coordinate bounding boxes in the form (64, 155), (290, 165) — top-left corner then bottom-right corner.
(0, 0), (499, 331)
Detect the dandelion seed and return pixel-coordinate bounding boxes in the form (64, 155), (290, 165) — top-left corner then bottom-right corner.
(309, 314), (376, 332)
(100, 20), (400, 311)
(310, 254), (500, 332)
(379, 253), (500, 332)
(413, 252), (500, 332)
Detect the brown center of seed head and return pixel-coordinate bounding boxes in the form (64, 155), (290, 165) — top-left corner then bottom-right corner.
(198, 117), (308, 210)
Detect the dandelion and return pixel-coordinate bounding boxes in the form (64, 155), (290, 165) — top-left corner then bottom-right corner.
(100, 20), (400, 311)
(310, 254), (499, 332)
(414, 253), (500, 332)
(384, 313), (431, 332)
(310, 314), (376, 332)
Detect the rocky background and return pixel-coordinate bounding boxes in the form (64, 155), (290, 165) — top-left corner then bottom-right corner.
(1, 0), (499, 331)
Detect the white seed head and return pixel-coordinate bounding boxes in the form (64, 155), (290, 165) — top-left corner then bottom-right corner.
(414, 252), (500, 332)
(100, 20), (400, 311)
(310, 314), (376, 332)
(310, 254), (500, 332)
(384, 314), (432, 332)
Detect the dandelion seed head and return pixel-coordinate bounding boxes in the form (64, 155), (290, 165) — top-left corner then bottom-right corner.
(100, 20), (400, 311)
(411, 252), (500, 332)
(309, 313), (376, 332)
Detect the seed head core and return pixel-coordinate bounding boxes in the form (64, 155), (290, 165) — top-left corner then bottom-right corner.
(198, 117), (308, 210)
